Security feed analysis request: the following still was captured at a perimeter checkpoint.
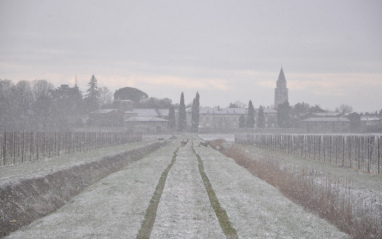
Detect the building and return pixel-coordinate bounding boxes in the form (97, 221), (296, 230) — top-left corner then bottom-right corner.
(88, 109), (124, 127)
(184, 106), (278, 132)
(88, 99), (170, 132)
(301, 117), (350, 133)
(196, 107), (246, 131)
(274, 67), (289, 109)
(258, 108), (278, 128)
(124, 116), (168, 133)
(360, 116), (382, 132)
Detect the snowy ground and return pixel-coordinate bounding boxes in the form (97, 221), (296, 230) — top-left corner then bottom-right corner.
(5, 140), (179, 239)
(151, 142), (224, 238)
(0, 139), (158, 185)
(236, 143), (382, 216)
(198, 134), (235, 142)
(5, 135), (350, 238)
(194, 139), (349, 239)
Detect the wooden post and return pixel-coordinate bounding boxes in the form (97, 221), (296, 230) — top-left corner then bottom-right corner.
(3, 132), (6, 166)
(342, 136), (345, 167)
(21, 132), (24, 163)
(378, 136), (380, 174)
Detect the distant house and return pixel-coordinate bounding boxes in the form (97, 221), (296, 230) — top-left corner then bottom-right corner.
(258, 108), (278, 128)
(87, 99), (171, 133)
(195, 107), (246, 130)
(360, 116), (382, 132)
(122, 108), (170, 133)
(301, 117), (350, 133)
(88, 109), (124, 127)
(184, 107), (278, 132)
(88, 100), (133, 127)
(124, 116), (168, 133)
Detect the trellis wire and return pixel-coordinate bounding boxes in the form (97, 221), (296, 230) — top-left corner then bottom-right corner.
(235, 134), (381, 175)
(1, 131), (142, 166)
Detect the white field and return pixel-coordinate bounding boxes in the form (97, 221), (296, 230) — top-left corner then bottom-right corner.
(6, 135), (350, 238)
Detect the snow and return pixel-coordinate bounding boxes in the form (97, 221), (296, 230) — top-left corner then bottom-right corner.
(151, 142), (225, 238)
(194, 138), (350, 239)
(199, 134), (235, 142)
(5, 135), (352, 238)
(5, 140), (179, 239)
(0, 139), (156, 186)
(236, 143), (382, 228)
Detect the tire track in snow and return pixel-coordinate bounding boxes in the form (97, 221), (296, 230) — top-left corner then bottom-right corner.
(191, 142), (238, 239)
(136, 146), (180, 239)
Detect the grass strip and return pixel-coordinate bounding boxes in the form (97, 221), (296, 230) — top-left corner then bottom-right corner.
(136, 146), (180, 239)
(191, 142), (238, 239)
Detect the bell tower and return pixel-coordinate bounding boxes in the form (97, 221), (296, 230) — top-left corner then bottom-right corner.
(274, 67), (289, 109)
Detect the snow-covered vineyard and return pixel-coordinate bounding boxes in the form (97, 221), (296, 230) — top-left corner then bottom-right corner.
(1, 134), (381, 238)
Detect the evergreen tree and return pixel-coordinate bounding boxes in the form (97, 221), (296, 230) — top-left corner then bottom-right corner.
(239, 115), (245, 128)
(83, 75), (100, 113)
(277, 101), (291, 128)
(168, 105), (176, 129)
(177, 92), (186, 131)
(246, 100), (255, 128)
(191, 92), (200, 132)
(257, 105), (265, 128)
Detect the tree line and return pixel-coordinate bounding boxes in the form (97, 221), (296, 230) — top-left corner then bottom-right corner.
(0, 76), (175, 131)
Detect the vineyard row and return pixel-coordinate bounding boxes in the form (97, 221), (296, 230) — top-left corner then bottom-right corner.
(235, 134), (381, 175)
(1, 131), (142, 167)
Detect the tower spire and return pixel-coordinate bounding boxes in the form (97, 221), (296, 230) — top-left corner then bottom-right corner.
(278, 67), (286, 82)
(274, 67), (289, 109)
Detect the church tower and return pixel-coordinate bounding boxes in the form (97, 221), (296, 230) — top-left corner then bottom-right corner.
(274, 67), (289, 109)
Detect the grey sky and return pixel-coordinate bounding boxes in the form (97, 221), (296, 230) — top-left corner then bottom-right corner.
(1, 0), (381, 112)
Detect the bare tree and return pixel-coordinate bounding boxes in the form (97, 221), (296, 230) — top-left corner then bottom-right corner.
(335, 104), (353, 114)
(99, 86), (113, 107)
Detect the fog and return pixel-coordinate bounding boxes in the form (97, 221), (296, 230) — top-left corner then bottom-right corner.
(1, 2), (382, 238)
(1, 0), (382, 112)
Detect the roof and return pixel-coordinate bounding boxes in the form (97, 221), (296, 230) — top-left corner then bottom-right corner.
(124, 116), (168, 122)
(132, 109), (159, 117)
(312, 112), (342, 117)
(90, 109), (118, 114)
(361, 116), (381, 122)
(157, 109), (169, 117)
(302, 117), (350, 122)
(256, 108), (277, 114)
(199, 107), (246, 115)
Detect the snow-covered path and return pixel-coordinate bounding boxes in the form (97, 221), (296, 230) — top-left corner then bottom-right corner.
(151, 142), (224, 238)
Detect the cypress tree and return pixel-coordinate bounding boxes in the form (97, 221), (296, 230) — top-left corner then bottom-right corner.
(191, 92), (200, 132)
(277, 101), (291, 128)
(258, 105), (265, 128)
(168, 105), (176, 129)
(246, 100), (255, 128)
(239, 115), (245, 128)
(178, 92), (186, 131)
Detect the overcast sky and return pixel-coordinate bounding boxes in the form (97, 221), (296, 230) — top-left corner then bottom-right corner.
(1, 0), (381, 112)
